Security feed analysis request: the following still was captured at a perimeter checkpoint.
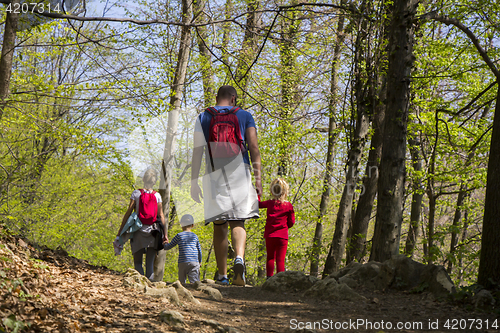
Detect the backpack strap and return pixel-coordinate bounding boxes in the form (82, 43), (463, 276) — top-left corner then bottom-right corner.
(205, 106), (240, 116)
(227, 106), (240, 114)
(139, 189), (156, 197)
(205, 107), (218, 116)
(138, 189), (143, 214)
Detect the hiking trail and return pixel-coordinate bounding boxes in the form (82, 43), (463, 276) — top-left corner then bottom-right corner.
(1, 232), (498, 333)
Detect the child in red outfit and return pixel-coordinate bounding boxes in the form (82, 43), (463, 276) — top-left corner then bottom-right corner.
(258, 178), (295, 278)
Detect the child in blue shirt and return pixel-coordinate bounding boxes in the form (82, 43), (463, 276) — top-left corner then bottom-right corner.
(163, 214), (202, 283)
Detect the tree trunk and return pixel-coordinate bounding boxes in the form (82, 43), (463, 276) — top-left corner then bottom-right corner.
(369, 0), (418, 262)
(346, 78), (386, 264)
(426, 192), (436, 265)
(345, 0), (388, 264)
(221, 0), (233, 81)
(447, 105), (487, 272)
(322, 3), (374, 276)
(159, 0), (193, 226)
(447, 187), (468, 273)
(309, 118), (340, 276)
(422, 12), (500, 288)
(234, 0), (260, 108)
(322, 107), (370, 276)
(0, 0), (20, 120)
(421, 214), (428, 258)
(457, 208), (469, 285)
(277, 5), (300, 176)
(425, 109), (442, 265)
(194, 0), (215, 108)
(404, 137), (423, 257)
(478, 85), (500, 288)
(309, 2), (346, 277)
(203, 242), (214, 280)
(154, 0), (192, 282)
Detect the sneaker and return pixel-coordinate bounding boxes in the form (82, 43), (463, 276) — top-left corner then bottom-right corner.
(232, 258), (246, 286)
(216, 277), (229, 285)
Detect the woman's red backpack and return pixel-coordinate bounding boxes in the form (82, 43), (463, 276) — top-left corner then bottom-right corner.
(138, 189), (158, 225)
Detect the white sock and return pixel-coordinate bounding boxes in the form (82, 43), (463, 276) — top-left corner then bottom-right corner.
(236, 255), (244, 263)
(218, 274), (227, 280)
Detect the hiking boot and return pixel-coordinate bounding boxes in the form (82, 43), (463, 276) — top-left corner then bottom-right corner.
(216, 277), (229, 285)
(232, 258), (245, 286)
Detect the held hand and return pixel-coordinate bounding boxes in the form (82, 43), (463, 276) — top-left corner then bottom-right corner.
(255, 179), (263, 196)
(191, 182), (203, 203)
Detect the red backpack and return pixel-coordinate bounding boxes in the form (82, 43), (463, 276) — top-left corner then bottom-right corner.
(138, 189), (158, 225)
(206, 106), (245, 162)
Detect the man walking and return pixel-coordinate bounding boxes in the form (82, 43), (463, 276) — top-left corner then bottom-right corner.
(191, 85), (262, 286)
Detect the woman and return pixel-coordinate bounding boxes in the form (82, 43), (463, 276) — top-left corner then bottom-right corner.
(117, 168), (167, 280)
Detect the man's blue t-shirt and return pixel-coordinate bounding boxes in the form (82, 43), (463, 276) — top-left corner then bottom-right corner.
(195, 106), (256, 165)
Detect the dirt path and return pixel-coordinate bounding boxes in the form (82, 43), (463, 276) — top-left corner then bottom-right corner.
(1, 233), (498, 333)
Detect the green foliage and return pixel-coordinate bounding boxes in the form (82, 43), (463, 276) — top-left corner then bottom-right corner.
(399, 0), (498, 285)
(0, 18), (136, 272)
(0, 0), (496, 288)
(2, 314), (30, 333)
(409, 281), (430, 294)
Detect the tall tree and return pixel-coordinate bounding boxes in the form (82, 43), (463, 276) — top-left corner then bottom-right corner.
(194, 0), (216, 108)
(221, 0), (233, 82)
(157, 0), (193, 281)
(404, 136), (424, 257)
(159, 0), (193, 222)
(234, 0), (261, 108)
(478, 85), (500, 287)
(419, 11), (500, 286)
(447, 188), (468, 272)
(447, 103), (488, 272)
(322, 6), (371, 275)
(346, 83), (386, 263)
(309, 5), (346, 276)
(0, 0), (20, 120)
(369, 0), (418, 262)
(277, 5), (300, 176)
(346, 5), (388, 264)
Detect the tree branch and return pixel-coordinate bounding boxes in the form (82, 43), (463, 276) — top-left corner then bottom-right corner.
(420, 12), (500, 79)
(0, 0), (362, 27)
(0, 0), (239, 27)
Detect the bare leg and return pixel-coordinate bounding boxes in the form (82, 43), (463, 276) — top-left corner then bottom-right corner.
(229, 220), (246, 259)
(213, 221), (229, 276)
(230, 220), (246, 286)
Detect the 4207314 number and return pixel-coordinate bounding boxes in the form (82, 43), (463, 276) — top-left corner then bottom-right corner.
(5, 2), (61, 14)
(444, 318), (498, 330)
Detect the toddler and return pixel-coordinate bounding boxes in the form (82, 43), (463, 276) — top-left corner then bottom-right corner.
(259, 178), (295, 278)
(163, 214), (202, 283)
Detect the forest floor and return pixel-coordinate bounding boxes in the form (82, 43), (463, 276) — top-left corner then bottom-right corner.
(1, 230), (499, 333)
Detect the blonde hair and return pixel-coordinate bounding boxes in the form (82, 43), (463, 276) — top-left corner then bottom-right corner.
(270, 178), (289, 203)
(143, 168), (158, 189)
